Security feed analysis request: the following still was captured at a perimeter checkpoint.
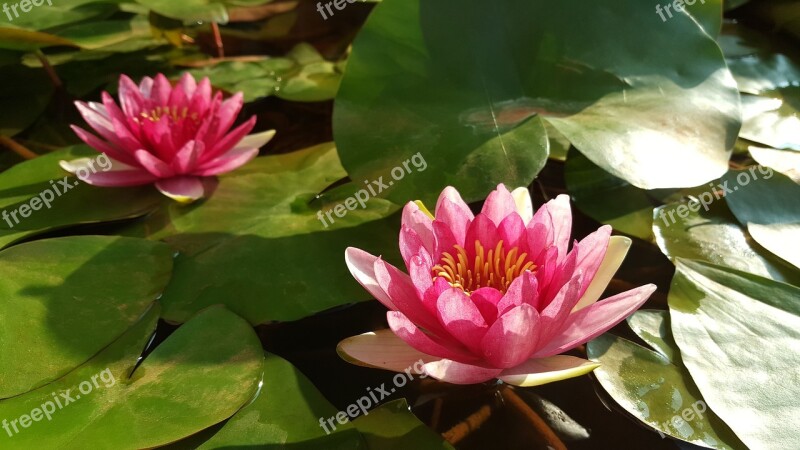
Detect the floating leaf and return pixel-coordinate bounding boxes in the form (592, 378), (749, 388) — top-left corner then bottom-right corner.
(0, 236), (172, 398)
(0, 305), (264, 448)
(334, 0), (739, 205)
(588, 310), (745, 449)
(353, 399), (454, 450)
(722, 169), (800, 269)
(565, 150), (654, 240)
(121, 143), (402, 324)
(669, 259), (800, 450)
(0, 146), (163, 249)
(653, 196), (800, 284)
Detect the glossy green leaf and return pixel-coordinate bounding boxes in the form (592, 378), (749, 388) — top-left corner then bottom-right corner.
(722, 169), (800, 269)
(0, 146), (163, 249)
(653, 196), (800, 284)
(668, 259), (800, 450)
(720, 21), (800, 150)
(334, 0), (739, 205)
(0, 236), (172, 398)
(565, 150), (654, 240)
(0, 26), (76, 51)
(0, 305), (264, 448)
(588, 311), (745, 449)
(749, 145), (800, 182)
(685, 0), (723, 37)
(353, 399), (454, 450)
(121, 142), (402, 324)
(133, 0), (271, 23)
(183, 43), (343, 103)
(0, 2), (117, 32)
(188, 352), (366, 449)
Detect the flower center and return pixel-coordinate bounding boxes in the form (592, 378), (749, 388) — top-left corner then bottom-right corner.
(139, 106), (199, 123)
(432, 240), (536, 294)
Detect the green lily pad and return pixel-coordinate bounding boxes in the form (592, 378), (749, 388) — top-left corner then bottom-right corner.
(182, 43), (344, 103)
(565, 150), (654, 240)
(0, 305), (264, 448)
(189, 352), (366, 448)
(653, 196), (800, 284)
(334, 0), (739, 205)
(121, 142), (402, 324)
(668, 259), (800, 450)
(721, 169), (800, 269)
(588, 311), (745, 449)
(133, 0), (272, 23)
(0, 146), (163, 249)
(749, 145), (800, 182)
(0, 235), (172, 398)
(353, 399), (454, 450)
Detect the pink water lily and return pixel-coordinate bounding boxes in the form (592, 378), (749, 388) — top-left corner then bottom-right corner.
(338, 184), (656, 385)
(60, 73), (275, 203)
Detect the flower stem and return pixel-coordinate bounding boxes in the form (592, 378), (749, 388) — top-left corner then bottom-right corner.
(441, 401), (496, 445)
(34, 50), (63, 89)
(0, 135), (39, 159)
(500, 386), (567, 450)
(210, 22), (224, 58)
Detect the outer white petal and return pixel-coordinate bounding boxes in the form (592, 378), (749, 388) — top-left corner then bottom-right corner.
(232, 129), (276, 151)
(572, 236), (631, 311)
(511, 187), (533, 224)
(499, 355), (600, 387)
(337, 329), (438, 373)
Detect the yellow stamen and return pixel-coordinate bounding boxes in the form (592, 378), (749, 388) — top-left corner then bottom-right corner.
(431, 240), (536, 294)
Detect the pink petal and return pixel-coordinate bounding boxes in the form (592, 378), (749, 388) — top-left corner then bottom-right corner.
(434, 186), (473, 246)
(401, 201), (435, 254)
(481, 184), (517, 227)
(134, 149), (174, 178)
(388, 311), (477, 363)
(496, 271), (539, 315)
(481, 304), (540, 368)
(536, 272), (583, 346)
(205, 116), (257, 161)
(151, 73), (172, 105)
(422, 359), (501, 385)
(118, 75), (145, 117)
(533, 284), (657, 357)
(59, 157), (156, 187)
(205, 92), (244, 144)
(497, 212), (526, 250)
(470, 287), (503, 324)
(155, 176), (205, 203)
(573, 236), (631, 312)
(171, 140), (201, 173)
(399, 225), (428, 269)
(436, 288), (489, 354)
(189, 77), (213, 114)
(408, 254), (437, 314)
(194, 148), (258, 176)
(337, 329), (438, 374)
(531, 194), (571, 263)
(344, 248), (396, 310)
(432, 220), (459, 260)
(375, 259), (445, 335)
(572, 225), (612, 299)
(70, 125), (137, 166)
(464, 214), (499, 258)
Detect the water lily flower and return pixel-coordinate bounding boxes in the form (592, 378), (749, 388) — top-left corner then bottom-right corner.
(60, 73), (275, 203)
(338, 184), (656, 385)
